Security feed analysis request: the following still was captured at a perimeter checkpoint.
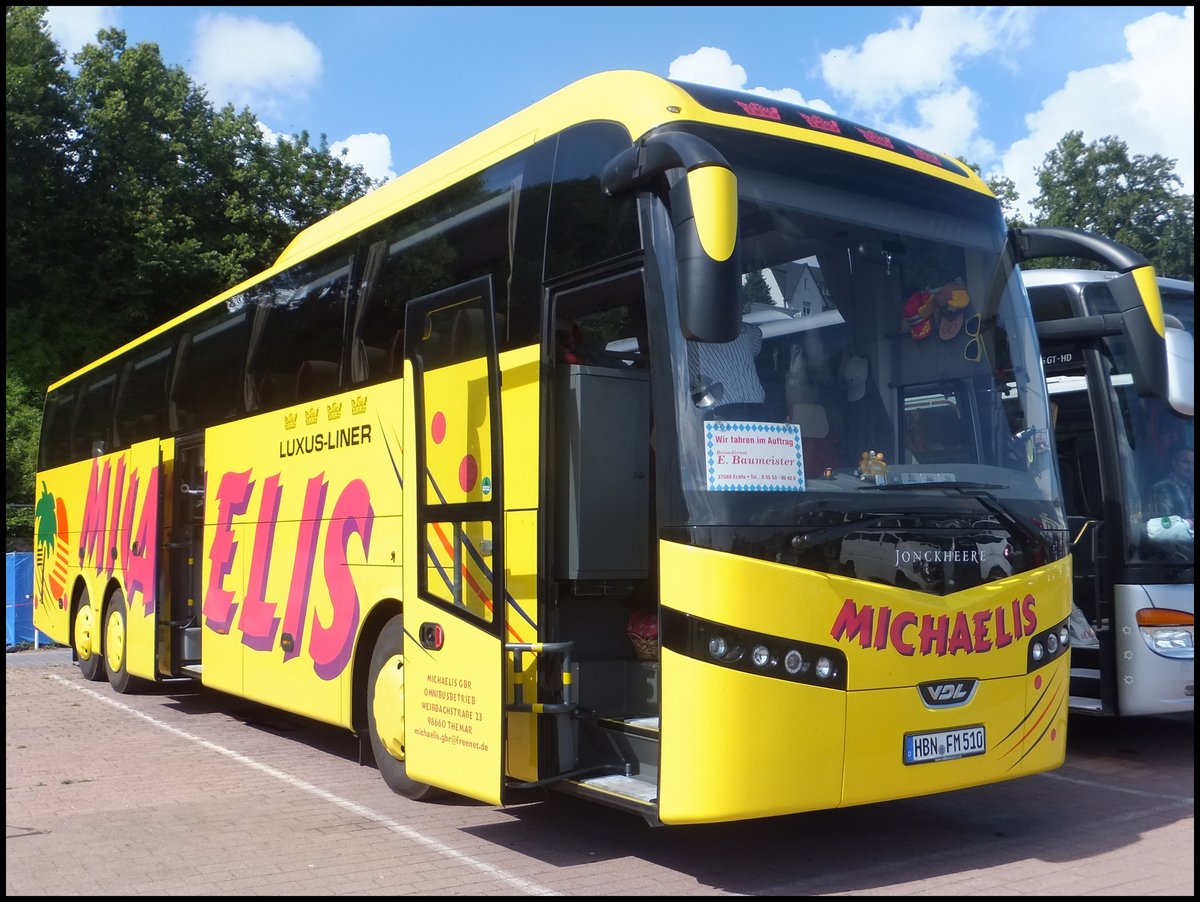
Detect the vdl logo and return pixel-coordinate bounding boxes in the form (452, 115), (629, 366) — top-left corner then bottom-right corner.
(917, 678), (979, 708)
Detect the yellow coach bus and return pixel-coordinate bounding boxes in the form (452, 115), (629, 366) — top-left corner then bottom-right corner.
(32, 71), (1173, 825)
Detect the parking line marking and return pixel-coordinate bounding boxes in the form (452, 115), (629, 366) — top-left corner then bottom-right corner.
(51, 675), (560, 896)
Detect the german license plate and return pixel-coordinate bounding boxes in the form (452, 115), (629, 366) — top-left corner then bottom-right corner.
(904, 725), (985, 764)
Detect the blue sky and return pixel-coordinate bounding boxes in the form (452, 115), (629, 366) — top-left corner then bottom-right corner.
(44, 6), (1194, 219)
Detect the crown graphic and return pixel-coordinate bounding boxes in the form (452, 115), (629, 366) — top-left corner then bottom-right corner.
(327, 401), (343, 421)
(798, 112), (840, 134)
(305, 406), (319, 425)
(351, 395), (367, 415)
(856, 127), (894, 150)
(735, 100), (780, 121)
(908, 145), (943, 167)
(284, 412), (298, 430)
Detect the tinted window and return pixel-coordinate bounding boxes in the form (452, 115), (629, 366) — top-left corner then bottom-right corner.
(545, 123), (640, 281)
(72, 368), (118, 459)
(171, 304), (249, 431)
(246, 248), (353, 410)
(39, 388), (78, 470)
(115, 342), (173, 447)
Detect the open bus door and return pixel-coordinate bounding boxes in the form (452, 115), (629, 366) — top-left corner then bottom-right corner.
(163, 434), (205, 677)
(110, 436), (164, 686)
(401, 278), (507, 804)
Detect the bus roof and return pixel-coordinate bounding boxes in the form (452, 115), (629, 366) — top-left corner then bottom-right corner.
(50, 69), (991, 391)
(273, 70), (987, 273)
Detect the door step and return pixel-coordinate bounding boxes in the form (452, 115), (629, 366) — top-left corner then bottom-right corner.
(558, 772), (659, 824)
(598, 715), (659, 738)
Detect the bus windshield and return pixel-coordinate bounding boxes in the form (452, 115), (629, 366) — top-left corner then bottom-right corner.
(654, 128), (1060, 540)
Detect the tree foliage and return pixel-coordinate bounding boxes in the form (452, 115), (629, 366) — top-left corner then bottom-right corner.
(741, 269), (774, 310)
(994, 132), (1194, 279)
(5, 7), (378, 541)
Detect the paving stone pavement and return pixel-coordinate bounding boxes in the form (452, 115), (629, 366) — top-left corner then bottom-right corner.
(6, 646), (1194, 896)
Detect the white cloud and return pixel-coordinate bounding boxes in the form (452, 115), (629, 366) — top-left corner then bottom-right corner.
(43, 6), (120, 59)
(819, 7), (1034, 116)
(879, 87), (993, 166)
(191, 13), (322, 117)
(816, 7), (1035, 170)
(1000, 7), (1195, 217)
(331, 133), (396, 183)
(668, 46), (834, 113)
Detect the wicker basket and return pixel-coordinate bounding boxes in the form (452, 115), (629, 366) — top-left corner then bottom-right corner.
(629, 632), (659, 662)
(626, 611), (659, 661)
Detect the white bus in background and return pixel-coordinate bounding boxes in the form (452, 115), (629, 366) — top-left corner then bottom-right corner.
(1023, 268), (1194, 716)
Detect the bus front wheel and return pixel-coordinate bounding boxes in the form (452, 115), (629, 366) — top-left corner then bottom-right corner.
(367, 616), (439, 800)
(73, 587), (105, 682)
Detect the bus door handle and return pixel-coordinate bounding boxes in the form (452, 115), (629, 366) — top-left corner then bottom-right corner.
(180, 484), (205, 497)
(419, 622), (444, 650)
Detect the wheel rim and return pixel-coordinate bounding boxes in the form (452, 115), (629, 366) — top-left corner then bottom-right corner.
(73, 601), (94, 661)
(372, 654), (406, 761)
(105, 606), (125, 675)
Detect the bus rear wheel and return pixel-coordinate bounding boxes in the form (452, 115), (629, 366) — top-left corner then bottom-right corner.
(367, 616), (439, 800)
(103, 590), (143, 694)
(73, 587), (105, 682)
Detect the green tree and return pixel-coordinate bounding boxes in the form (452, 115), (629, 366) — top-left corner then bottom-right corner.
(6, 374), (40, 550)
(6, 6), (82, 389)
(1028, 131), (1194, 279)
(985, 172), (1027, 230)
(5, 8), (378, 531)
(741, 269), (774, 310)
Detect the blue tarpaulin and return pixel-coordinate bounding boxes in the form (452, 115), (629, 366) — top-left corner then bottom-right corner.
(6, 552), (56, 647)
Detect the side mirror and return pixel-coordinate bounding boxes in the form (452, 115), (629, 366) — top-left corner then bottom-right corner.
(603, 130), (740, 342)
(1013, 227), (1177, 403)
(1165, 323), (1194, 416)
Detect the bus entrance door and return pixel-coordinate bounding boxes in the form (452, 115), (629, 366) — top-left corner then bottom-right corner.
(120, 437), (166, 683)
(402, 279), (506, 804)
(163, 435), (205, 676)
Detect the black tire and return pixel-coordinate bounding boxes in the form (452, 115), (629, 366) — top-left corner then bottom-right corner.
(103, 590), (143, 694)
(367, 615), (439, 800)
(73, 587), (106, 682)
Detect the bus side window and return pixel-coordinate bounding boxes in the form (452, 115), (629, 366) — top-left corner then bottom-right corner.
(40, 389), (78, 470)
(171, 309), (249, 431)
(295, 359), (340, 402)
(246, 250), (352, 411)
(114, 344), (173, 448)
(72, 370), (117, 459)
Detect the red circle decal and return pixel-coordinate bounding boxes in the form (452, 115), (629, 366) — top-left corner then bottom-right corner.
(459, 455), (478, 492)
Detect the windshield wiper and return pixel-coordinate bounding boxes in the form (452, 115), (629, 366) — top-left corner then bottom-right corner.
(857, 480), (1009, 492)
(789, 513), (902, 552)
(859, 481), (1047, 548)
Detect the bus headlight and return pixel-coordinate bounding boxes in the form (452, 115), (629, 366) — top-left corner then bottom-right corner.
(783, 649), (805, 675)
(665, 609), (847, 689)
(1059, 626), (1070, 647)
(1136, 609), (1194, 659)
(1139, 626), (1194, 659)
(1046, 633), (1058, 655)
(1031, 641), (1044, 662)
